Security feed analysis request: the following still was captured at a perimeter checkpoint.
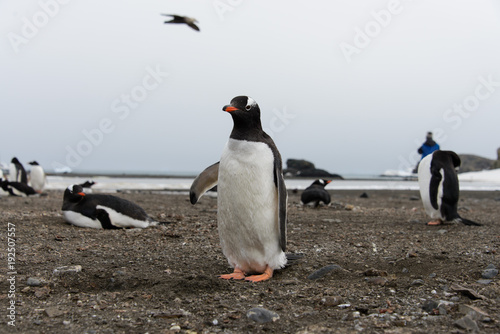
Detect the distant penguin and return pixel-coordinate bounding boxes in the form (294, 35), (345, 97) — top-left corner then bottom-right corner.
(79, 180), (96, 193)
(190, 96), (288, 282)
(417, 150), (481, 226)
(28, 161), (46, 193)
(62, 184), (160, 229)
(301, 179), (332, 207)
(9, 158), (27, 184)
(1, 178), (37, 197)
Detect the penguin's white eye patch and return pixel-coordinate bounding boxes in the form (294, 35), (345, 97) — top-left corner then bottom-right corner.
(245, 105), (251, 111)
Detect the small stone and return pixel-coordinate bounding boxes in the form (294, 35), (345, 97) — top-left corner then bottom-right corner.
(454, 315), (479, 331)
(359, 192), (369, 198)
(27, 277), (42, 286)
(422, 300), (439, 314)
(53, 265), (82, 275)
(321, 296), (342, 307)
(169, 325), (181, 332)
(402, 268), (409, 273)
(429, 273), (437, 278)
(459, 304), (490, 321)
(481, 268), (498, 279)
(337, 303), (351, 309)
(485, 264), (496, 269)
(307, 265), (342, 280)
(437, 229), (448, 235)
(322, 219), (342, 223)
(477, 279), (492, 285)
(344, 204), (354, 211)
(411, 279), (425, 286)
(45, 307), (65, 318)
(63, 320), (71, 326)
(246, 307), (279, 323)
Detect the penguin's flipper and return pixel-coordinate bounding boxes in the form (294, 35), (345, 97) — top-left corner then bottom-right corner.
(275, 160), (287, 252)
(190, 162), (219, 204)
(96, 209), (121, 229)
(429, 167), (443, 210)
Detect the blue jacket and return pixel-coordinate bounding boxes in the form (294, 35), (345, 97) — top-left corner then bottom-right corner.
(418, 141), (440, 160)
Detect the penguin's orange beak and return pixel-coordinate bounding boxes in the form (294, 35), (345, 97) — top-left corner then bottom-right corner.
(326, 180), (332, 184)
(223, 105), (238, 112)
(78, 192), (86, 196)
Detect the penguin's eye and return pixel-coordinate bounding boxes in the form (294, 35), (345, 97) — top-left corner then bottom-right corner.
(245, 105), (251, 111)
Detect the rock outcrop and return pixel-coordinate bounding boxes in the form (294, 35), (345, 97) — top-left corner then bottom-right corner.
(284, 159), (343, 179)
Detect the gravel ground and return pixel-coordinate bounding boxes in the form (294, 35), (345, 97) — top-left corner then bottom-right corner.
(0, 189), (499, 333)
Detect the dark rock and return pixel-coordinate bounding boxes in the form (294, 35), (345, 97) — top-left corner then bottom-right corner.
(458, 154), (494, 173)
(454, 315), (480, 331)
(422, 300), (439, 313)
(409, 196), (420, 201)
(27, 277), (42, 286)
(365, 277), (387, 285)
(307, 265), (342, 280)
(477, 279), (492, 285)
(411, 279), (425, 286)
(481, 268), (498, 279)
(246, 307), (279, 323)
(360, 192), (369, 198)
(284, 159), (343, 179)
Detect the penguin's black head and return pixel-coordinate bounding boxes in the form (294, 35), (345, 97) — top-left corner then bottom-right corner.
(312, 179), (332, 188)
(64, 184), (86, 202)
(11, 157), (20, 164)
(29, 161), (39, 166)
(222, 96), (263, 137)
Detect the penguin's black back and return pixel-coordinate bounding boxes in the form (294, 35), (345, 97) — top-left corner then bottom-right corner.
(429, 151), (460, 221)
(301, 181), (331, 206)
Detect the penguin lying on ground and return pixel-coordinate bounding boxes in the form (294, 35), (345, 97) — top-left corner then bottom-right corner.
(301, 179), (332, 207)
(0, 178), (37, 197)
(190, 96), (290, 282)
(29, 161), (46, 193)
(62, 184), (161, 229)
(417, 150), (481, 226)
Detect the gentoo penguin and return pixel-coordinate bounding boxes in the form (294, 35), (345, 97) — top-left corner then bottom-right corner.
(62, 184), (159, 229)
(79, 180), (96, 193)
(0, 178), (37, 197)
(417, 150), (481, 226)
(161, 14), (200, 31)
(301, 179), (332, 207)
(190, 96), (288, 282)
(9, 158), (27, 184)
(28, 161), (46, 193)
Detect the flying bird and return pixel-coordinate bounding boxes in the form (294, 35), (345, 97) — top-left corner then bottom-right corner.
(161, 14), (200, 31)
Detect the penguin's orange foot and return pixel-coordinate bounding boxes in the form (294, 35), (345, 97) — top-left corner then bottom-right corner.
(426, 219), (442, 226)
(245, 266), (273, 282)
(218, 268), (245, 280)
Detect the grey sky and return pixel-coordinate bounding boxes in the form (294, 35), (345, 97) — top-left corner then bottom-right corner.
(1, 0), (500, 175)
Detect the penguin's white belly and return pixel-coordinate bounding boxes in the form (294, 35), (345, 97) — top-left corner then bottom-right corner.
(418, 156), (444, 220)
(30, 167), (45, 192)
(96, 205), (153, 228)
(218, 139), (286, 273)
(63, 210), (102, 228)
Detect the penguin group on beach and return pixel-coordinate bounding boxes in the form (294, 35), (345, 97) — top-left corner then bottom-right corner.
(417, 150), (481, 226)
(190, 96), (288, 282)
(62, 184), (162, 229)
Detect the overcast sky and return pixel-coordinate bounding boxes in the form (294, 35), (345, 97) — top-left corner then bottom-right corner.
(1, 0), (500, 175)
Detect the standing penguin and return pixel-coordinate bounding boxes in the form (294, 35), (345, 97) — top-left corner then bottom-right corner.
(62, 184), (159, 229)
(190, 96), (288, 282)
(301, 179), (332, 207)
(9, 158), (27, 184)
(29, 161), (46, 193)
(417, 150), (480, 226)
